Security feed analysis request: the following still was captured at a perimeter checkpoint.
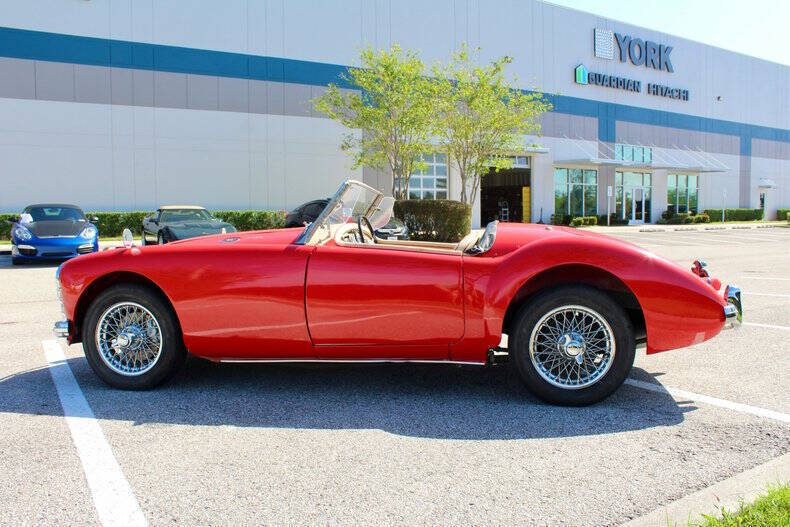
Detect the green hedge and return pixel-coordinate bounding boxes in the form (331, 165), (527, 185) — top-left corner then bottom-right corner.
(657, 212), (710, 224)
(394, 199), (471, 243)
(1, 209), (286, 239)
(777, 208), (790, 221)
(702, 208), (764, 222)
(570, 216), (597, 227)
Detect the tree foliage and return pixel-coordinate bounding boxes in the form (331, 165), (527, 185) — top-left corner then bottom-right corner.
(430, 44), (551, 205)
(312, 45), (434, 200)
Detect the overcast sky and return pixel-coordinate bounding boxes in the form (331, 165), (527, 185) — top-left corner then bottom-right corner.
(547, 0), (789, 65)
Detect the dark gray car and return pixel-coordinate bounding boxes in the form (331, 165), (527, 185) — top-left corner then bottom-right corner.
(141, 206), (236, 245)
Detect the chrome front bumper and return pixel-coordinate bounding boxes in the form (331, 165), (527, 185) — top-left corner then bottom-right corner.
(723, 285), (742, 329)
(53, 320), (69, 338)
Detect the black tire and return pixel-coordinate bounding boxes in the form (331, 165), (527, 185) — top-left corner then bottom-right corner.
(509, 285), (635, 406)
(11, 257), (23, 266)
(82, 284), (186, 390)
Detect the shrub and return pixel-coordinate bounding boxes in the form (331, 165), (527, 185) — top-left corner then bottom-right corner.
(702, 208), (764, 222)
(693, 213), (710, 223)
(550, 214), (570, 225)
(212, 210), (286, 232)
(597, 214), (628, 226)
(394, 199), (471, 242)
(570, 217), (584, 227)
(777, 208), (790, 221)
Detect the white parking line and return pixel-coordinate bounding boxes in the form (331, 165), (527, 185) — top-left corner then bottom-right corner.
(741, 276), (790, 281)
(43, 340), (147, 527)
(745, 292), (790, 298)
(743, 322), (790, 331)
(625, 378), (790, 424)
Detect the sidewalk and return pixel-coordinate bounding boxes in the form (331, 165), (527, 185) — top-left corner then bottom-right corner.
(587, 220), (788, 234)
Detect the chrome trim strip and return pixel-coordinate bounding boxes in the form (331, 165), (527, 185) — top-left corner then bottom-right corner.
(53, 320), (69, 338)
(18, 244), (35, 250)
(219, 358), (486, 365)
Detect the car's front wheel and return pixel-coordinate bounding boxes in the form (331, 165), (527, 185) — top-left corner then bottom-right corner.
(82, 284), (186, 389)
(509, 285), (635, 406)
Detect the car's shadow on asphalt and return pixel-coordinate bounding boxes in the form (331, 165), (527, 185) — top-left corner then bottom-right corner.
(0, 353), (695, 440)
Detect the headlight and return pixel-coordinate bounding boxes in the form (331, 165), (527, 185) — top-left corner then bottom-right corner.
(13, 225), (32, 240)
(80, 226), (98, 239)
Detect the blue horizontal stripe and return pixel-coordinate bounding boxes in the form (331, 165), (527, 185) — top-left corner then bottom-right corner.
(0, 26), (788, 152)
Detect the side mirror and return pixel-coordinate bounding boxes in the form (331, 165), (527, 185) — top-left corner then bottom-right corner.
(90, 216), (99, 223)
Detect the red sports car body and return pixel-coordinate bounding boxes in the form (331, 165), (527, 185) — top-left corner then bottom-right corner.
(54, 180), (742, 405)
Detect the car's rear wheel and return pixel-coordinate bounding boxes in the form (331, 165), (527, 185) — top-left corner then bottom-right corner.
(82, 284), (186, 389)
(510, 285), (635, 406)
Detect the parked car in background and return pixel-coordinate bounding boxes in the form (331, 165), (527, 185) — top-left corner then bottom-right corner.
(141, 206), (236, 245)
(286, 198), (409, 240)
(8, 204), (98, 265)
(54, 179), (741, 406)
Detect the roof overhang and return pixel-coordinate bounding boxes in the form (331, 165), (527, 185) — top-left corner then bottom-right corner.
(554, 159), (725, 173)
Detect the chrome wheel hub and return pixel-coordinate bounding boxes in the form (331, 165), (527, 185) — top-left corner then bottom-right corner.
(529, 305), (616, 390)
(96, 302), (163, 376)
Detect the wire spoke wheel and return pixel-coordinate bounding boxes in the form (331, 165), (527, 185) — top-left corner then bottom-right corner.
(95, 302), (163, 376)
(528, 304), (616, 390)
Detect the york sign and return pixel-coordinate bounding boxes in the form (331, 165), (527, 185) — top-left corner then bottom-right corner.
(594, 28), (674, 72)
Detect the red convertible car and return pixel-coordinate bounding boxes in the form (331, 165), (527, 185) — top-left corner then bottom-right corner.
(54, 180), (742, 405)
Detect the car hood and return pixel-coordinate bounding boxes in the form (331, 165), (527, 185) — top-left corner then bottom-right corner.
(26, 220), (88, 237)
(168, 226), (304, 247)
(165, 221), (235, 236)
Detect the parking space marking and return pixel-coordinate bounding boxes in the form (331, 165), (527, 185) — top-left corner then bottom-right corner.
(743, 322), (790, 331)
(745, 292), (790, 298)
(741, 277), (790, 281)
(625, 379), (790, 424)
(43, 340), (147, 527)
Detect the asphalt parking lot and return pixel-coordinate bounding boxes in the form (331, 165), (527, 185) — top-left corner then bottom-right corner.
(1, 227), (789, 526)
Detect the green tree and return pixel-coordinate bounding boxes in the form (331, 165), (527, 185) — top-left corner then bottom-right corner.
(313, 45), (434, 199)
(431, 44), (551, 205)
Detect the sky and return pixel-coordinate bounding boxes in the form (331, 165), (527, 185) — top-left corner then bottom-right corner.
(546, 0), (789, 65)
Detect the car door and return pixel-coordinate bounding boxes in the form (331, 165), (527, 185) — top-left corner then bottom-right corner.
(305, 244), (464, 359)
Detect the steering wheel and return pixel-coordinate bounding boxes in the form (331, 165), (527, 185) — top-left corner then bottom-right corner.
(357, 215), (376, 244)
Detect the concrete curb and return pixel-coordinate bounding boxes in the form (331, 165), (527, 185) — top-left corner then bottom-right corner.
(623, 452), (790, 526)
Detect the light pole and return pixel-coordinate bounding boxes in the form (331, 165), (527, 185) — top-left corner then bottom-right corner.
(722, 187), (727, 223)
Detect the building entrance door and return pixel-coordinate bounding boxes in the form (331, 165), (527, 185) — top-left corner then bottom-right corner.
(631, 187), (645, 224)
(480, 163), (531, 225)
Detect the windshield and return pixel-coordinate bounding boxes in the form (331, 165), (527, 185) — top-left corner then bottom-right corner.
(160, 209), (213, 222)
(25, 206), (85, 222)
(301, 180), (383, 245)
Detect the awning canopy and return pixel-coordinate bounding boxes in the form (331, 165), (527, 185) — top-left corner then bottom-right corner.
(557, 135), (729, 173)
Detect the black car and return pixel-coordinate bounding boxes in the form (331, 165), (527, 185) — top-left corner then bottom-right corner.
(284, 199), (330, 228)
(141, 206), (236, 245)
(285, 198), (409, 240)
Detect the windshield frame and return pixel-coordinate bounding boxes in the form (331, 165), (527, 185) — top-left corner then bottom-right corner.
(296, 179), (383, 245)
(23, 205), (86, 223)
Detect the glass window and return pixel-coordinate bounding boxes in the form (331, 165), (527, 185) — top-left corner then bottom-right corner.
(667, 174), (699, 214)
(644, 148), (652, 164)
(615, 172), (623, 186)
(615, 144), (623, 160)
(554, 167), (596, 217)
(408, 153), (448, 199)
(554, 168), (569, 216)
(633, 147), (643, 164)
(623, 145), (633, 161)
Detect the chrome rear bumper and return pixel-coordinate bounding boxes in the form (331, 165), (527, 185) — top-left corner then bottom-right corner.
(723, 285), (742, 329)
